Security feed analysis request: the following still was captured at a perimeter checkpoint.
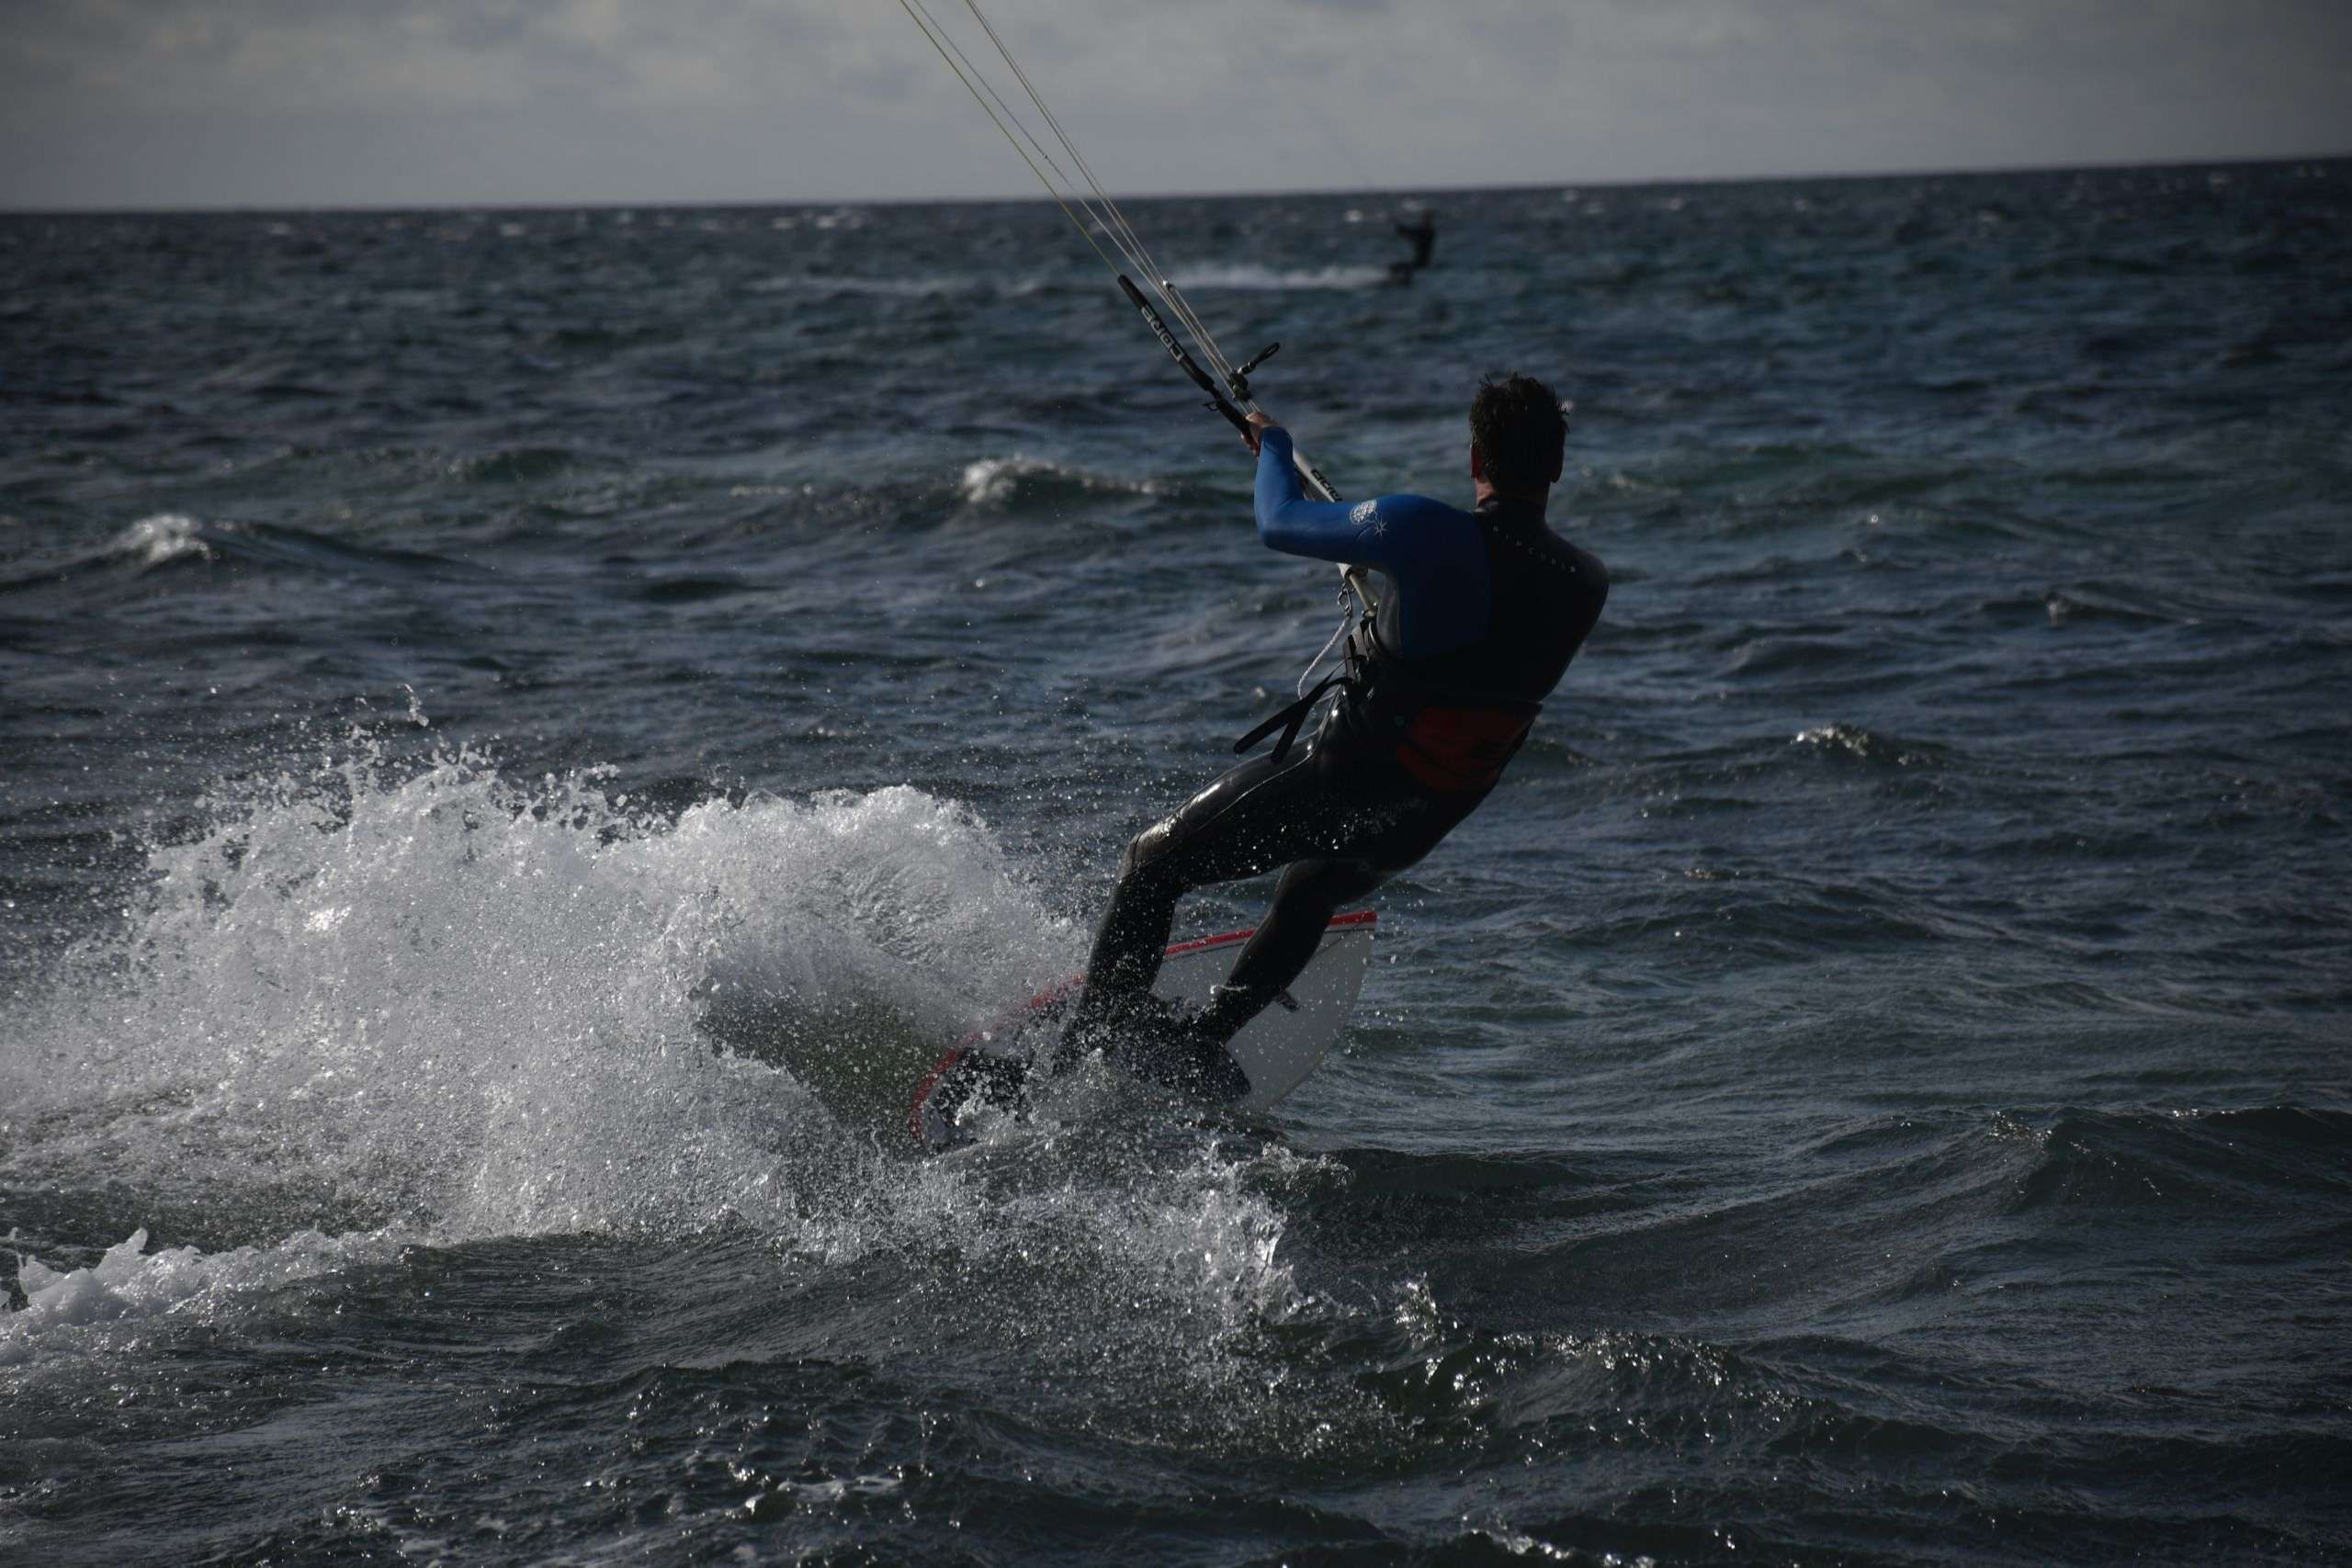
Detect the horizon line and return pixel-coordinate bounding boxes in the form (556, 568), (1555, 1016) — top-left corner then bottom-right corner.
(3, 149), (2343, 220)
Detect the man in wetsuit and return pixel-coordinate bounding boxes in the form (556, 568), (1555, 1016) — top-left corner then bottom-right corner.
(1055, 372), (1608, 1099)
(1388, 209), (1437, 285)
(1397, 209), (1437, 269)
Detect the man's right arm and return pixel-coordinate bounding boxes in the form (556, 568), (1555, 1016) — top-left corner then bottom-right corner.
(1251, 424), (1404, 569)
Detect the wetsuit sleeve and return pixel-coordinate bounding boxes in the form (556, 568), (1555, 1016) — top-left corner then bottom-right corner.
(1251, 426), (1490, 658)
(1253, 427), (1421, 571)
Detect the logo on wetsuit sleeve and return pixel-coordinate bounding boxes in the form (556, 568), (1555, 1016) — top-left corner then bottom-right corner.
(1350, 500), (1382, 533)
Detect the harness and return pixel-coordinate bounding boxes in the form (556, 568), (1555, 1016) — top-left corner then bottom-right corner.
(1233, 612), (1543, 795)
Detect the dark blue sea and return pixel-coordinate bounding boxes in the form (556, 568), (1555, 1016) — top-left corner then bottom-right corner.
(4, 163), (2350, 1564)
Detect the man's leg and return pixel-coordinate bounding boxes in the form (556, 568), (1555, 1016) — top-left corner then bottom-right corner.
(1057, 746), (1337, 1076)
(1185, 856), (1385, 1043)
(1186, 771), (1486, 1050)
(1068, 750), (1487, 1097)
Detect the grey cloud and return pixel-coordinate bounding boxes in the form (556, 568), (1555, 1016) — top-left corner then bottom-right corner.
(3, 0), (2346, 209)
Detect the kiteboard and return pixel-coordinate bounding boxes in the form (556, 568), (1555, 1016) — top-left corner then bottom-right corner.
(910, 909), (1374, 1150)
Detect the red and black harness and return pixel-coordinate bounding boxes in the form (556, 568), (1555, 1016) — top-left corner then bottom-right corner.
(1233, 616), (1541, 796)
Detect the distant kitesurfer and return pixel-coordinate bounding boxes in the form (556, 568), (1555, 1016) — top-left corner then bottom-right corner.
(1047, 374), (1606, 1100)
(1387, 209), (1436, 285)
(1397, 209), (1436, 267)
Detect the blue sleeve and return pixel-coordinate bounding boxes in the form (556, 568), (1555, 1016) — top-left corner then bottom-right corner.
(1253, 427), (1417, 570)
(1250, 426), (1491, 657)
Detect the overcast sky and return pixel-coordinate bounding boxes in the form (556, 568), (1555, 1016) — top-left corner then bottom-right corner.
(3, 0), (2347, 209)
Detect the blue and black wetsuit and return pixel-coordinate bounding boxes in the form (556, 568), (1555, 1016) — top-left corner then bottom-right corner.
(1063, 426), (1608, 1098)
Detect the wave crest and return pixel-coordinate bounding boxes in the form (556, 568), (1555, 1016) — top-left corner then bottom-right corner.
(957, 453), (1157, 509)
(1165, 263), (1392, 291)
(1792, 723), (1944, 767)
(116, 513), (216, 568)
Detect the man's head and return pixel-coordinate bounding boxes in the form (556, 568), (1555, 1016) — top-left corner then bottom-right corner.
(1468, 373), (1567, 497)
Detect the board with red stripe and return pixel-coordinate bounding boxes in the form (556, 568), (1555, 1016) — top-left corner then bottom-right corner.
(910, 909), (1374, 1145)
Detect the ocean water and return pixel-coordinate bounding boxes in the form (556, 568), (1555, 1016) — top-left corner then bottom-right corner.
(3, 163), (2349, 1563)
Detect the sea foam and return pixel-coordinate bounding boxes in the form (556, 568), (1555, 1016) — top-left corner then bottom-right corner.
(3, 743), (1312, 1378)
(1, 1227), (395, 1368)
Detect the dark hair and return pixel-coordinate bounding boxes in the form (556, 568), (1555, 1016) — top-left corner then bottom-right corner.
(1468, 373), (1567, 491)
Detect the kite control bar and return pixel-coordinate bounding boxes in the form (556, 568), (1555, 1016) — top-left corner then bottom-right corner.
(1115, 272), (1350, 518)
(1116, 275), (1279, 423)
(1117, 274), (1252, 436)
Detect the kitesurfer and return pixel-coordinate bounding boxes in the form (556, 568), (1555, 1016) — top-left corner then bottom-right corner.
(1386, 209), (1436, 285)
(1053, 372), (1607, 1100)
